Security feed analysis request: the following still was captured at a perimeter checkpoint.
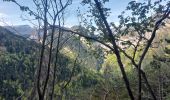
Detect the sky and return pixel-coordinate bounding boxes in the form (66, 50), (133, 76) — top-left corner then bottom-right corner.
(0, 0), (139, 27)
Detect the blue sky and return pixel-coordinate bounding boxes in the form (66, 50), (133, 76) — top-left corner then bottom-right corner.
(0, 0), (138, 27)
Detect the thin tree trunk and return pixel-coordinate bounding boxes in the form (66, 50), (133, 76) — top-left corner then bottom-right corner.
(37, 0), (48, 99)
(138, 65), (142, 100)
(50, 17), (62, 100)
(94, 0), (134, 99)
(137, 7), (170, 100)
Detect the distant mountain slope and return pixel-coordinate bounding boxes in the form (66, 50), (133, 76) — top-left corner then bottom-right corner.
(1, 25), (102, 70)
(3, 25), (37, 39)
(49, 26), (101, 70)
(0, 26), (39, 54)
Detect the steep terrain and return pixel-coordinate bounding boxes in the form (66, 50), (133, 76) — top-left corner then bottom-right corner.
(0, 26), (39, 99)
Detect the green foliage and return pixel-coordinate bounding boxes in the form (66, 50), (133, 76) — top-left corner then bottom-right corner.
(0, 53), (36, 99)
(1, 0), (170, 99)
(79, 0), (112, 41)
(116, 0), (169, 36)
(0, 26), (38, 99)
(142, 34), (170, 99)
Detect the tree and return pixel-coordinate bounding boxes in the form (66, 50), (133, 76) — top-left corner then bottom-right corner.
(2, 0), (170, 99)
(3, 0), (71, 99)
(64, 0), (170, 99)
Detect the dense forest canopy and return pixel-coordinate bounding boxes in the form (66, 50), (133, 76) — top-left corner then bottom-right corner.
(0, 0), (170, 100)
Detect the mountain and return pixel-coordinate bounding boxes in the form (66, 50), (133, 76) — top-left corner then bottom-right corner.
(1, 24), (102, 69)
(3, 25), (37, 39)
(0, 26), (39, 53)
(0, 26), (39, 99)
(49, 25), (102, 70)
(0, 25), (98, 99)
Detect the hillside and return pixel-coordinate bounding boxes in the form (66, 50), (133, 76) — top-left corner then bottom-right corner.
(0, 25), (103, 99)
(3, 25), (36, 38)
(0, 26), (39, 99)
(0, 26), (39, 54)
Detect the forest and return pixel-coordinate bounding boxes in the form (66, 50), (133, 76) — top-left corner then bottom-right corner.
(0, 0), (170, 100)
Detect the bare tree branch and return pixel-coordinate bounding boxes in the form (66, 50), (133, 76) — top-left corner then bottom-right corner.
(93, 0), (134, 99)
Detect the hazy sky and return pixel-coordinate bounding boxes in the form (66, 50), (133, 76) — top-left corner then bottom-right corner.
(0, 0), (138, 27)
